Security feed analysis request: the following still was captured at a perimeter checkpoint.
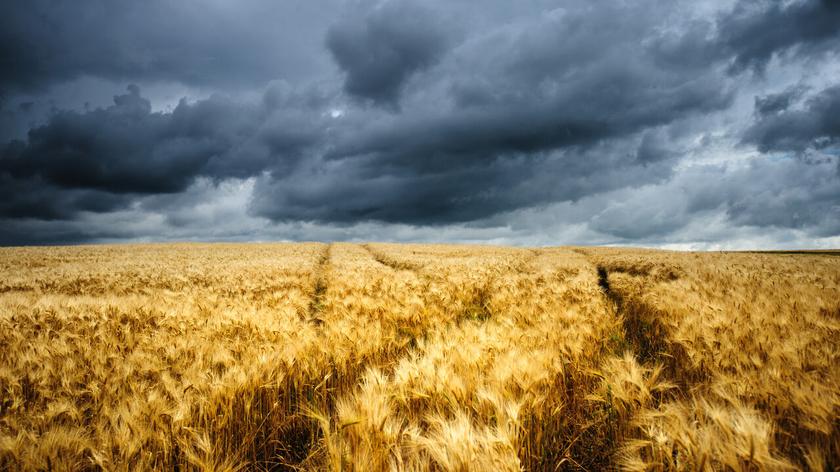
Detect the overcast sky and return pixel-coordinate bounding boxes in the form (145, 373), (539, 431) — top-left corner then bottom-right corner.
(1, 0), (839, 248)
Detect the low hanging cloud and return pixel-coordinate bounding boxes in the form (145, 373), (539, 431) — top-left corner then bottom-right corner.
(589, 156), (840, 241)
(0, 0), (839, 246)
(745, 84), (840, 153)
(0, 84), (328, 219)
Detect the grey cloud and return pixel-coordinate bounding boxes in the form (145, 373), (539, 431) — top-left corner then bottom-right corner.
(3, 0), (737, 230)
(0, 84), (327, 219)
(0, 174), (133, 220)
(754, 85), (809, 116)
(636, 131), (673, 164)
(589, 156), (840, 241)
(252, 138), (675, 225)
(719, 0), (840, 72)
(2, 87), (239, 194)
(326, 1), (451, 106)
(252, 0), (732, 223)
(2, 0), (840, 247)
(342, 0), (733, 168)
(744, 84), (840, 153)
(0, 0), (339, 93)
(590, 196), (692, 240)
(721, 160), (840, 233)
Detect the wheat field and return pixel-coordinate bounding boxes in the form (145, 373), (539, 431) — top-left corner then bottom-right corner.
(0, 243), (837, 471)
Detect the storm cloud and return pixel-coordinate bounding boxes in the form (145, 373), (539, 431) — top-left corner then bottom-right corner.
(719, 0), (840, 72)
(1, 0), (839, 247)
(0, 0), (339, 93)
(745, 84), (840, 153)
(326, 1), (451, 106)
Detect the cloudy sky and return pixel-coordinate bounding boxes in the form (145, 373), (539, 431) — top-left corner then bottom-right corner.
(1, 0), (839, 248)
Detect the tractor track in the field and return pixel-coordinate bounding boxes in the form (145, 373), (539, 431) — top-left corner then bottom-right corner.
(361, 243), (426, 272)
(304, 243), (331, 325)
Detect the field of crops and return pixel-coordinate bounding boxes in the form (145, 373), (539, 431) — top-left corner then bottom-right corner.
(0, 243), (838, 471)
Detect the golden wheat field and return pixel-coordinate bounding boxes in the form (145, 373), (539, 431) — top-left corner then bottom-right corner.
(0, 243), (838, 471)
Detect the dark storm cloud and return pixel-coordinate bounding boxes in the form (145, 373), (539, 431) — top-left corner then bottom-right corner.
(753, 85), (809, 116)
(0, 84), (326, 218)
(745, 84), (840, 153)
(0, 174), (132, 220)
(2, 0), (840, 246)
(0, 0), (337, 93)
(5, 0), (731, 228)
(326, 1), (451, 106)
(251, 137), (677, 225)
(249, 0), (733, 224)
(3, 86), (237, 194)
(719, 0), (840, 72)
(635, 131), (673, 164)
(0, 219), (110, 246)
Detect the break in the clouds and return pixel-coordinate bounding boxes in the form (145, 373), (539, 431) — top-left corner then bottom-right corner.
(1, 0), (839, 248)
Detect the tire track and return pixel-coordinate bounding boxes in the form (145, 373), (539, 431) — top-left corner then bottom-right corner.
(304, 243), (331, 325)
(361, 243), (425, 272)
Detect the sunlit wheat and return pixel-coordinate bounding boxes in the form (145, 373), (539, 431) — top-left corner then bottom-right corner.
(0, 243), (837, 470)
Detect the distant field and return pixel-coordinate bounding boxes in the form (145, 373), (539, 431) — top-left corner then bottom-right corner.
(0, 243), (838, 471)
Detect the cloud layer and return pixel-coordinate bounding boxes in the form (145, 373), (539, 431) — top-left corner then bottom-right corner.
(1, 0), (839, 247)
